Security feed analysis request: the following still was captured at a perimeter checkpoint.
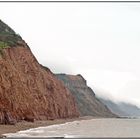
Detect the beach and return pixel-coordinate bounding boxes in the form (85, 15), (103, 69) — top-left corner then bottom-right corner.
(2, 118), (140, 138)
(0, 116), (93, 138)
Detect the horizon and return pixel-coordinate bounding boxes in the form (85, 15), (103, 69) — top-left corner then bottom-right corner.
(0, 2), (140, 107)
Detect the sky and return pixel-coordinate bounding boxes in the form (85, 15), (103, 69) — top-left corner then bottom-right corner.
(0, 2), (140, 107)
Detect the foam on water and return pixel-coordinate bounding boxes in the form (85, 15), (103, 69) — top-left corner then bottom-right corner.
(3, 120), (81, 138)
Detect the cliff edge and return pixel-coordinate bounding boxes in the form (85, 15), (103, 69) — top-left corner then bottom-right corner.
(56, 74), (118, 118)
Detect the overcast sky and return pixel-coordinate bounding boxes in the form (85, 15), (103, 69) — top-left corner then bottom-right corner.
(0, 2), (140, 107)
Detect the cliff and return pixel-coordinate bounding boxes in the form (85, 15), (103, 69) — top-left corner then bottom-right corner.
(99, 97), (140, 117)
(0, 20), (79, 124)
(55, 74), (117, 118)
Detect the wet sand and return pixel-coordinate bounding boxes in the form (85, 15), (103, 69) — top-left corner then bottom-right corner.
(0, 116), (94, 138)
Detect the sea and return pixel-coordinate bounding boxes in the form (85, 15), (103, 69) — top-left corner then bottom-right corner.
(3, 118), (140, 138)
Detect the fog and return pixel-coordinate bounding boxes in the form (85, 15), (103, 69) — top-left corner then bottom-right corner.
(0, 2), (140, 107)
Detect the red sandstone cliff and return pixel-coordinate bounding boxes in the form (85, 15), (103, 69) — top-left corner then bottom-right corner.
(0, 46), (79, 124)
(0, 21), (79, 124)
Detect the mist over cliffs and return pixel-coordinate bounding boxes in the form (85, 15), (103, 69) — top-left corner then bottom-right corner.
(0, 20), (79, 124)
(99, 97), (140, 118)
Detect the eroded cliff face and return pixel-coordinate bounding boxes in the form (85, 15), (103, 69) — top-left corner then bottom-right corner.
(56, 74), (118, 118)
(0, 46), (79, 124)
(0, 20), (79, 124)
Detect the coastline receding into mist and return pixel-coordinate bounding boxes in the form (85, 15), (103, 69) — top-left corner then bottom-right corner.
(1, 3), (140, 107)
(0, 2), (140, 138)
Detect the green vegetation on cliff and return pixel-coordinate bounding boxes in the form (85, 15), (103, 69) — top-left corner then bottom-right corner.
(0, 20), (22, 47)
(0, 41), (8, 48)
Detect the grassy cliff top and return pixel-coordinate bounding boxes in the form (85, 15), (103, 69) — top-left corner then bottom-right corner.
(0, 20), (16, 34)
(0, 20), (22, 48)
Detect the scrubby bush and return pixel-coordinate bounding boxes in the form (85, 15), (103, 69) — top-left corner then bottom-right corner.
(0, 41), (8, 49)
(0, 33), (22, 47)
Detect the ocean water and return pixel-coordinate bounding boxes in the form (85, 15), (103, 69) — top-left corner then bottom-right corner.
(3, 118), (140, 138)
